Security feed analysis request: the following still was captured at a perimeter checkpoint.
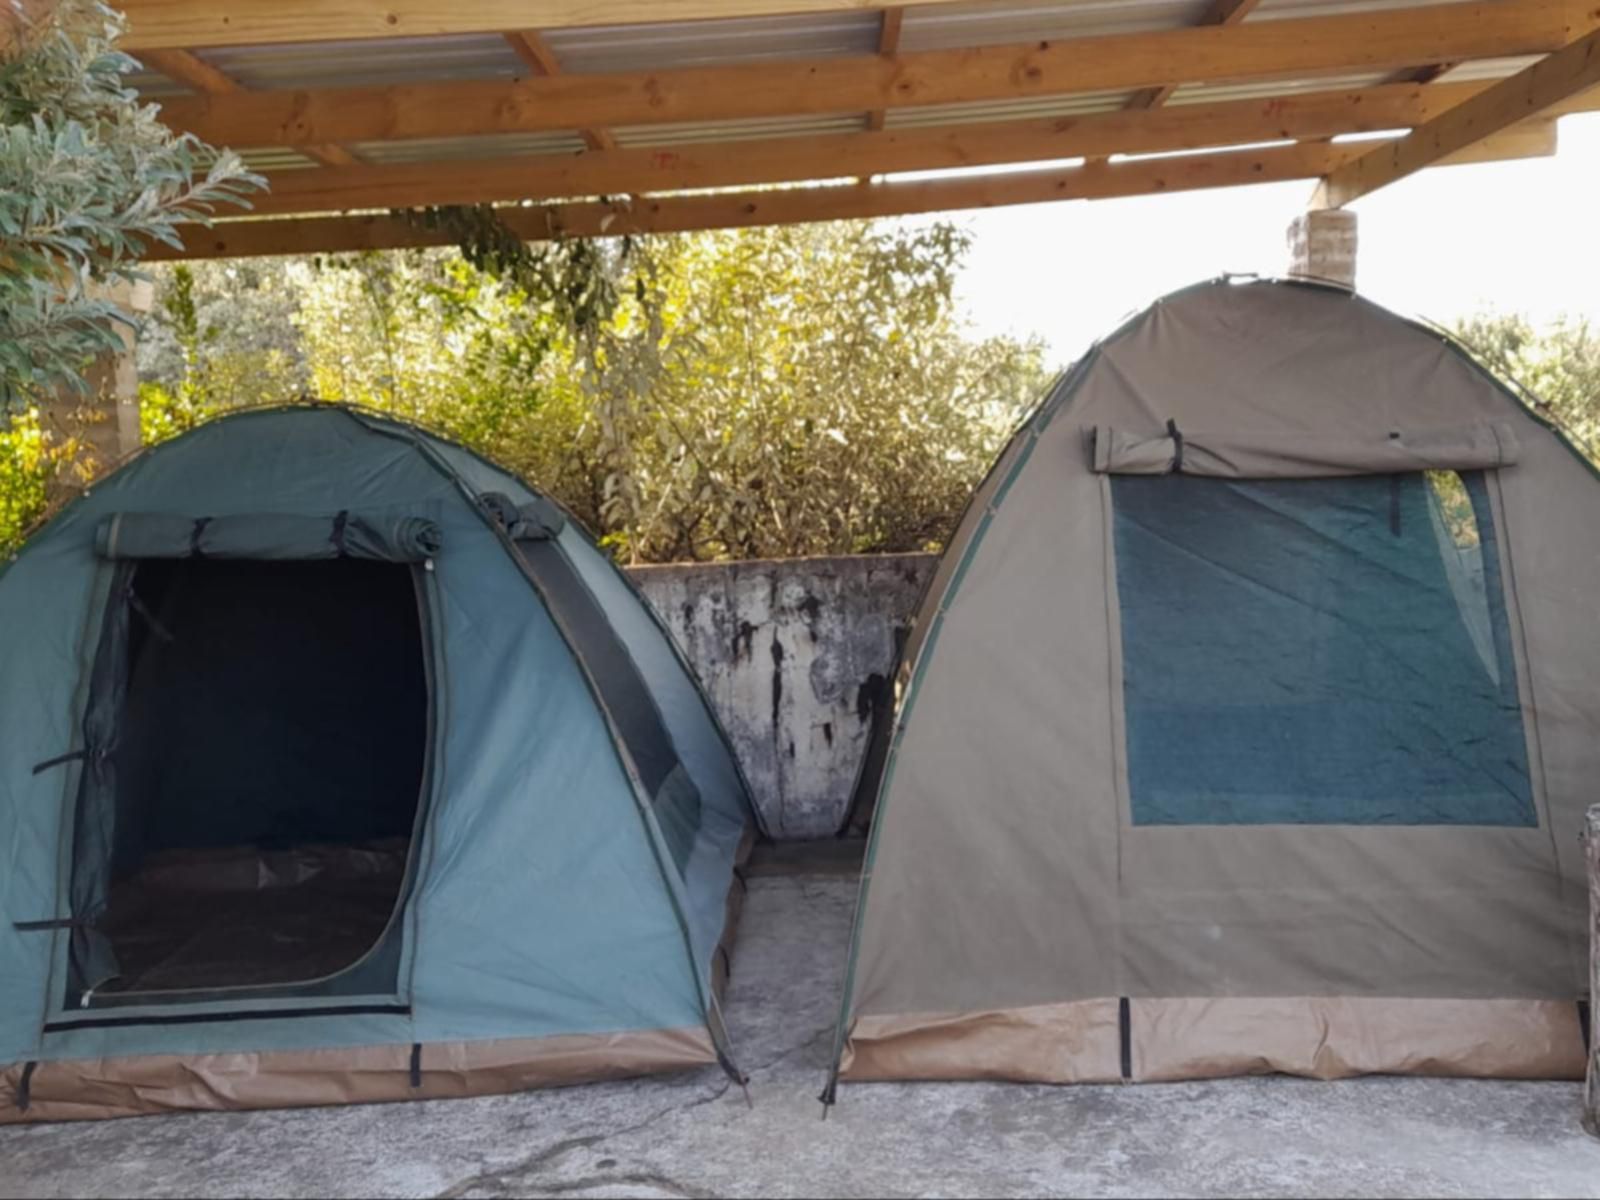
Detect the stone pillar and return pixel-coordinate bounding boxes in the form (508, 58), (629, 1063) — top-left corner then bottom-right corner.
(1286, 208), (1358, 290)
(1585, 804), (1599, 1139)
(42, 276), (154, 474)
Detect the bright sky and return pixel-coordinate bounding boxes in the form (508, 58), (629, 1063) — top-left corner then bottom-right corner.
(933, 112), (1600, 368)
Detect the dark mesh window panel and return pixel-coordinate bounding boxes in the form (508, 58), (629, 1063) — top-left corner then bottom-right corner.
(1111, 470), (1535, 826)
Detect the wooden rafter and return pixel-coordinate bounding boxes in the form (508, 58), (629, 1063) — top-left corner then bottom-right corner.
(865, 7), (904, 133)
(135, 48), (358, 167)
(114, 0), (978, 51)
(152, 127), (1557, 262)
(1126, 0), (1262, 112)
(502, 31), (616, 151)
(229, 81), (1553, 218)
(152, 3), (1573, 149)
(1316, 23), (1600, 207)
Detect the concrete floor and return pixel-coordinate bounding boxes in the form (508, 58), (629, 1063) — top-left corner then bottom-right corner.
(4, 873), (1599, 1199)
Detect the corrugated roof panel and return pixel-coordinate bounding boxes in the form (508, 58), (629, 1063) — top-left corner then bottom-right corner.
(883, 89), (1135, 128)
(614, 113), (867, 147)
(1168, 71), (1396, 104)
(545, 10), (880, 73)
(900, 0), (1209, 51)
(1249, 0), (1477, 19)
(1435, 55), (1541, 83)
(243, 148), (320, 171)
(349, 132), (590, 164)
(126, 66), (188, 98)
(193, 35), (526, 91)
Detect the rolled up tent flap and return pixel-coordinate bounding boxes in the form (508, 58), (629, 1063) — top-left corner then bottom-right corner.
(479, 491), (566, 541)
(1090, 421), (1520, 478)
(94, 512), (442, 562)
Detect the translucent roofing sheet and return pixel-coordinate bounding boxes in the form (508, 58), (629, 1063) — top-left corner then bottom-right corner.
(545, 10), (881, 72)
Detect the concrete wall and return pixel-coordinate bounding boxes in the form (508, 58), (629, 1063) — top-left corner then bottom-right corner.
(627, 553), (936, 838)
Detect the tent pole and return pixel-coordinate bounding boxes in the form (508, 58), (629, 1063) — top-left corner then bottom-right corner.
(1586, 804), (1599, 1139)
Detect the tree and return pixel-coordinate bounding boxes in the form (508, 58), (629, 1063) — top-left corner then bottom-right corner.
(549, 222), (1048, 562)
(1452, 312), (1600, 454)
(130, 221), (1049, 563)
(137, 259), (308, 443)
(0, 0), (262, 554)
(0, 0), (262, 412)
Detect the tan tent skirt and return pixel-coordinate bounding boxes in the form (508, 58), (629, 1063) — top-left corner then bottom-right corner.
(1, 1026), (714, 1124)
(841, 997), (1586, 1084)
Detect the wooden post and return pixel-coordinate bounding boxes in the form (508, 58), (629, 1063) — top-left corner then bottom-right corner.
(1586, 803), (1599, 1139)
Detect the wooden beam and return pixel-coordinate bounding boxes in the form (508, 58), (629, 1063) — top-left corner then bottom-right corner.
(1317, 23), (1600, 207)
(233, 82), (1519, 218)
(865, 7), (904, 133)
(1437, 114), (1558, 163)
(115, 0), (977, 51)
(1126, 0), (1262, 111)
(503, 30), (616, 151)
(156, 143), (1343, 259)
(154, 2), (1575, 148)
(149, 127), (1557, 261)
(136, 47), (358, 167)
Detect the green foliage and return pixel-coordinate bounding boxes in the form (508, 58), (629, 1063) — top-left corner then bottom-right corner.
(1452, 311), (1600, 454)
(127, 221), (1047, 563)
(137, 260), (306, 442)
(397, 205), (629, 338)
(0, 404), (89, 556)
(0, 0), (263, 412)
(0, 0), (262, 549)
(259, 222), (1049, 563)
(552, 222), (1049, 561)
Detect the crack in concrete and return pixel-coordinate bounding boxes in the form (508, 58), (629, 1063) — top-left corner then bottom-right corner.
(526, 1169), (719, 1198)
(432, 1089), (713, 1200)
(430, 1027), (828, 1200)
(741, 1023), (836, 1078)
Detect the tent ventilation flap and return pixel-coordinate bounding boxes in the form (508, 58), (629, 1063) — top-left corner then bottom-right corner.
(1090, 421), (1519, 478)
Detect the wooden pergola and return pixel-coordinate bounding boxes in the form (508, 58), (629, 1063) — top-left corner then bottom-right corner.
(119, 0), (1600, 261)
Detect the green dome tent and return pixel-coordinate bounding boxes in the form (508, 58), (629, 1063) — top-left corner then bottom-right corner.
(0, 406), (759, 1122)
(828, 278), (1595, 1097)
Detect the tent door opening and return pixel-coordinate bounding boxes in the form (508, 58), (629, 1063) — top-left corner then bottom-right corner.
(65, 556), (432, 1007)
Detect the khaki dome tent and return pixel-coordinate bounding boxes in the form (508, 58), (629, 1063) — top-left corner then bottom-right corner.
(0, 406), (759, 1123)
(827, 278), (1594, 1095)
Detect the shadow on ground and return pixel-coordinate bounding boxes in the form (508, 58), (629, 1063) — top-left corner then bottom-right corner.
(4, 873), (1598, 1199)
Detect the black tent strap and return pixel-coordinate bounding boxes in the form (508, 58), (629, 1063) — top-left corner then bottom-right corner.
(332, 509), (349, 557)
(1166, 419), (1184, 474)
(12, 917), (88, 932)
(1580, 1000), (1592, 1054)
(409, 1042), (423, 1088)
(14, 1062), (35, 1113)
(1118, 997), (1133, 1081)
(30, 748), (89, 775)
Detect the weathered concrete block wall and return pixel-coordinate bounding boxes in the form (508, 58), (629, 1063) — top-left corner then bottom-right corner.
(627, 553), (936, 838)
